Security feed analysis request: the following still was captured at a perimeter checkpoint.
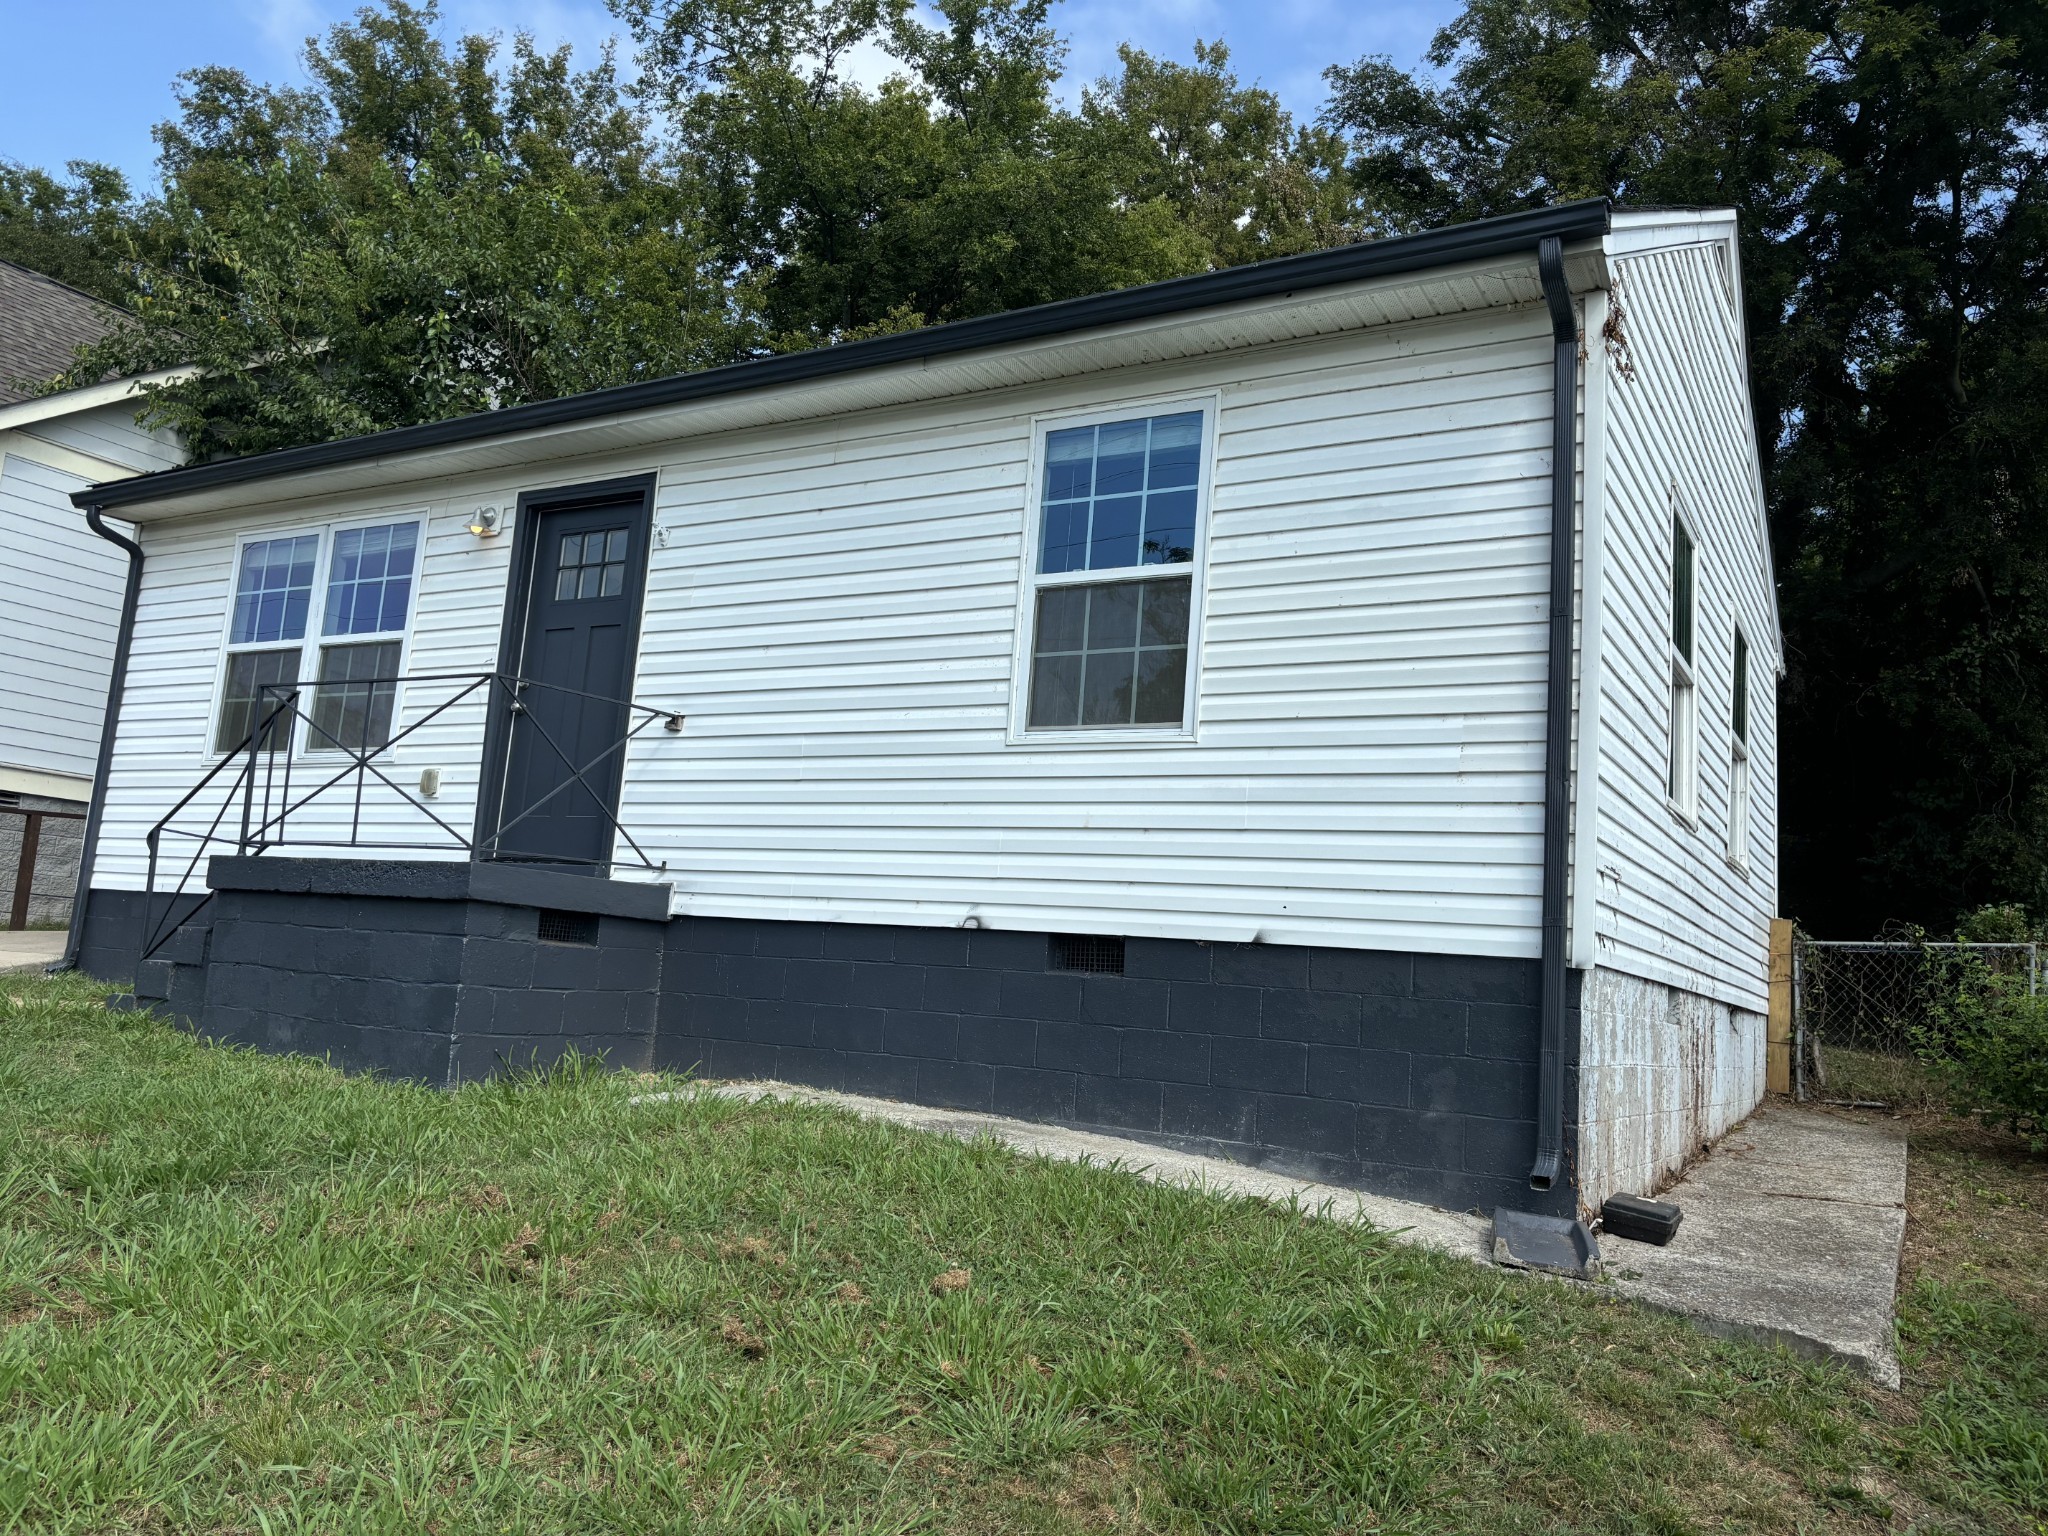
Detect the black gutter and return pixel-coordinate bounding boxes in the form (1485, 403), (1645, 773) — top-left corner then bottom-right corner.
(74, 199), (1612, 514)
(57, 505), (144, 972)
(1529, 236), (1579, 1192)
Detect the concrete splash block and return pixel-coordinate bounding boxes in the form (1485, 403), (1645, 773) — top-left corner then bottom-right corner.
(1603, 1104), (1908, 1387)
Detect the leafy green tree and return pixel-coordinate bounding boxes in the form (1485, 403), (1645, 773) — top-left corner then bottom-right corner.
(64, 2), (727, 462)
(1082, 41), (1357, 267)
(612, 0), (1205, 348)
(0, 160), (141, 303)
(1323, 0), (2048, 934)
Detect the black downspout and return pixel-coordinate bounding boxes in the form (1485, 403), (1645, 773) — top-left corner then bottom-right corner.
(56, 505), (144, 972)
(1530, 236), (1578, 1192)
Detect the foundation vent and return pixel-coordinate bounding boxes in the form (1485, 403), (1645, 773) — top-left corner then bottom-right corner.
(537, 909), (600, 947)
(1049, 934), (1125, 975)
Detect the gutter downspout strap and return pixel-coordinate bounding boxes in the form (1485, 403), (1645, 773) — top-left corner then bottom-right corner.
(1531, 236), (1578, 1192)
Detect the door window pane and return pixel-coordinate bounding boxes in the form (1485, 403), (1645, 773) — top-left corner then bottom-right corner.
(215, 649), (301, 753)
(323, 523), (419, 636)
(556, 528), (629, 601)
(1038, 412), (1204, 575)
(230, 536), (319, 645)
(1028, 577), (1191, 729)
(309, 641), (401, 754)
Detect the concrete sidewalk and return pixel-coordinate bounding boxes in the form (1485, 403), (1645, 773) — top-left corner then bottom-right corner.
(1606, 1104), (1907, 1386)
(0, 930), (64, 973)
(639, 1083), (1906, 1385)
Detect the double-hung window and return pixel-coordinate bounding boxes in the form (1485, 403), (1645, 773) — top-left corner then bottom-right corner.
(215, 520), (420, 757)
(1728, 625), (1751, 867)
(1667, 508), (1698, 819)
(1021, 407), (1207, 734)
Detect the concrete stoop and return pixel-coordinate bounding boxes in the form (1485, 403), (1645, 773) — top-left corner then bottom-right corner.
(653, 1084), (1906, 1386)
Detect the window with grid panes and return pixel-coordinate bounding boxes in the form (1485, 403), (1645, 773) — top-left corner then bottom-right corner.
(215, 521), (420, 757)
(1667, 510), (1698, 818)
(1728, 625), (1751, 865)
(1025, 410), (1204, 731)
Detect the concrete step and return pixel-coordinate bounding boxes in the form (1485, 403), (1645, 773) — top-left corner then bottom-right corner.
(134, 957), (174, 1001)
(153, 923), (211, 967)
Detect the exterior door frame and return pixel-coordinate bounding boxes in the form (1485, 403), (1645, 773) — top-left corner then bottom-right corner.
(474, 472), (658, 863)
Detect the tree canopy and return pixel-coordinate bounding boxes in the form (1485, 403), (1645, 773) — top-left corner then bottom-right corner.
(3, 0), (2044, 936)
(1321, 0), (2048, 934)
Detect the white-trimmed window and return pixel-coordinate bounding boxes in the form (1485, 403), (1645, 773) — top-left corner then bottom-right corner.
(1728, 624), (1751, 866)
(215, 520), (421, 756)
(1667, 508), (1698, 819)
(1019, 406), (1208, 735)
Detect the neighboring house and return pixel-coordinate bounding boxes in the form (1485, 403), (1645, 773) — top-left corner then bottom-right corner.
(0, 260), (185, 929)
(68, 200), (1780, 1220)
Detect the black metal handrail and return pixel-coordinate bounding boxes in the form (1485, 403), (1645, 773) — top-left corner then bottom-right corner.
(134, 671), (679, 967)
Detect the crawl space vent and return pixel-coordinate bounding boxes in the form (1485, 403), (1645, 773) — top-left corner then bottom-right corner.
(1049, 934), (1126, 975)
(537, 909), (600, 947)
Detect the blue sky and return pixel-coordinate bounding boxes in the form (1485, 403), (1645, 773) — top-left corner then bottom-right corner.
(0, 0), (1460, 191)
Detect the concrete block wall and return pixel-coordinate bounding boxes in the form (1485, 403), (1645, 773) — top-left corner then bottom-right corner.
(1576, 966), (1766, 1211)
(1, 792), (87, 928)
(657, 917), (1581, 1217)
(199, 890), (665, 1085)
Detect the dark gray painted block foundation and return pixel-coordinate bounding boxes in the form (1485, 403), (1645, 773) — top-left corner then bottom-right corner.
(80, 865), (1581, 1215)
(656, 916), (1580, 1217)
(81, 871), (664, 1088)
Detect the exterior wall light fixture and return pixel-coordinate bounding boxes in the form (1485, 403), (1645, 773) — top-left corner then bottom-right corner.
(467, 506), (502, 538)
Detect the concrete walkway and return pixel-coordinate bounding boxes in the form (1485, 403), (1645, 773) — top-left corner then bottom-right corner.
(0, 930), (64, 973)
(642, 1084), (1906, 1385)
(1606, 1104), (1907, 1387)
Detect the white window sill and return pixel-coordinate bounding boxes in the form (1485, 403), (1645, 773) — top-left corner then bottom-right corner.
(1665, 797), (1699, 832)
(1007, 727), (1198, 749)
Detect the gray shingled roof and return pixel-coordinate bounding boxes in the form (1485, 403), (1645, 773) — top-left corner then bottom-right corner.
(0, 260), (121, 405)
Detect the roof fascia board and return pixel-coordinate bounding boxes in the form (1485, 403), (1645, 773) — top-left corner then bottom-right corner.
(115, 244), (1606, 522)
(0, 366), (197, 434)
(79, 199), (1611, 517)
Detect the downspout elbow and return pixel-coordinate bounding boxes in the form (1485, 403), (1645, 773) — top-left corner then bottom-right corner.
(1529, 235), (1578, 1193)
(56, 504), (144, 972)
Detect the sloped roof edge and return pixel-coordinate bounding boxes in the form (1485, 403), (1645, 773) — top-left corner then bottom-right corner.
(76, 199), (1613, 514)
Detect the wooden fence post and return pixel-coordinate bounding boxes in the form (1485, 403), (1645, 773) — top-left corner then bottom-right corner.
(1767, 917), (1794, 1094)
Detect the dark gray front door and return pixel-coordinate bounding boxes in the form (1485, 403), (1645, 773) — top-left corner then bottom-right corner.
(495, 490), (651, 867)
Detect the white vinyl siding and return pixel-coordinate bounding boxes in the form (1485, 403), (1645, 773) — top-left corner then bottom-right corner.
(94, 505), (504, 876)
(87, 219), (1780, 998)
(1592, 239), (1779, 1012)
(19, 400), (184, 475)
(93, 306), (1565, 958)
(0, 453), (130, 784)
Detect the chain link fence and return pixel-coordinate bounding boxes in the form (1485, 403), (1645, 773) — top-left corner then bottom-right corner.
(1792, 934), (2039, 1108)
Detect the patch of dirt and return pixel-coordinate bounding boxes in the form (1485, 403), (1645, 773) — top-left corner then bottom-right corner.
(719, 1317), (767, 1358)
(930, 1267), (972, 1297)
(717, 1234), (787, 1267)
(834, 1281), (867, 1303)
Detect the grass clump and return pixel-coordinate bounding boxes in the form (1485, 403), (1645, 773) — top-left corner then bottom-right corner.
(1, 971), (2045, 1533)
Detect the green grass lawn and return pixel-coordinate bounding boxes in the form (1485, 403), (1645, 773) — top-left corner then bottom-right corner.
(3, 972), (2044, 1534)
